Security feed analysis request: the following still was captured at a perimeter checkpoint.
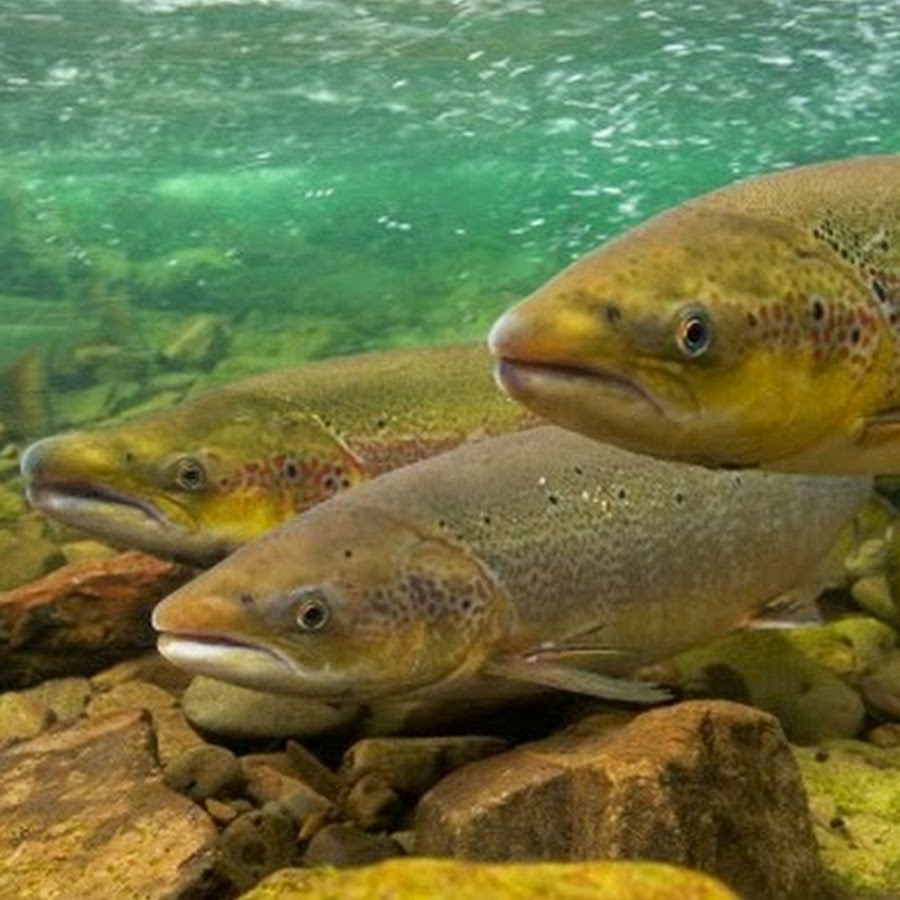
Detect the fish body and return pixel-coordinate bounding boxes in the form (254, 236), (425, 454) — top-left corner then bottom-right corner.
(489, 155), (900, 474)
(21, 344), (535, 562)
(152, 426), (870, 705)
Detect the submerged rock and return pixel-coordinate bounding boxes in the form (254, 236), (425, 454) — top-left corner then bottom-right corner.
(340, 735), (509, 799)
(215, 806), (298, 894)
(0, 527), (64, 591)
(0, 710), (219, 898)
(416, 700), (826, 900)
(161, 313), (230, 371)
(242, 858), (739, 900)
(654, 629), (866, 744)
(0, 551), (193, 689)
(859, 651), (900, 720)
(181, 675), (360, 739)
(302, 823), (405, 868)
(795, 741), (900, 898)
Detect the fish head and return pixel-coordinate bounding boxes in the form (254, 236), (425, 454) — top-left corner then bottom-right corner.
(490, 203), (887, 471)
(20, 407), (365, 563)
(153, 504), (507, 701)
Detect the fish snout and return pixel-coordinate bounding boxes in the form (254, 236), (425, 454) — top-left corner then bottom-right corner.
(152, 582), (259, 636)
(19, 435), (56, 483)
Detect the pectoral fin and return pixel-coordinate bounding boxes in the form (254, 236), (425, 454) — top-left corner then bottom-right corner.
(483, 654), (673, 705)
(859, 409), (900, 448)
(741, 588), (826, 631)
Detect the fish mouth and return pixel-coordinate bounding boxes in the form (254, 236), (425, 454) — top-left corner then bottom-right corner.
(495, 358), (669, 419)
(26, 478), (172, 529)
(156, 630), (308, 693)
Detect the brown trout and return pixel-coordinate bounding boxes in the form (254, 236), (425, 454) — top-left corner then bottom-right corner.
(152, 426), (870, 705)
(489, 155), (900, 474)
(21, 344), (535, 563)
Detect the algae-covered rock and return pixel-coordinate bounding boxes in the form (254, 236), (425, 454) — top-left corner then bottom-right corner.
(161, 312), (230, 370)
(0, 528), (64, 590)
(135, 246), (236, 307)
(662, 630), (866, 744)
(242, 858), (739, 900)
(785, 616), (897, 680)
(795, 741), (900, 898)
(859, 651), (900, 719)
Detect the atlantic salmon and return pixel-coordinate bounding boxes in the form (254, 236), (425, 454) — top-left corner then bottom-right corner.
(22, 344), (535, 562)
(153, 427), (870, 704)
(489, 155), (900, 474)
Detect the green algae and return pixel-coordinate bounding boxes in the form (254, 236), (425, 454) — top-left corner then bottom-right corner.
(795, 741), (900, 899)
(242, 859), (739, 900)
(669, 630), (866, 744)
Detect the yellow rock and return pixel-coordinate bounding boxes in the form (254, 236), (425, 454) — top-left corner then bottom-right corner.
(241, 858), (739, 900)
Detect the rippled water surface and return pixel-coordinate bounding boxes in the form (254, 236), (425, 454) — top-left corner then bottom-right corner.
(1, 0), (899, 434)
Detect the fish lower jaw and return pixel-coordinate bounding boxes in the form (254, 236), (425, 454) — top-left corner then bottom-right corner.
(156, 632), (305, 694)
(494, 358), (668, 419)
(26, 480), (170, 528)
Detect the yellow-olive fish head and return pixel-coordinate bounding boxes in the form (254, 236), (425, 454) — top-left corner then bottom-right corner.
(490, 186), (894, 472)
(152, 504), (508, 701)
(21, 408), (364, 563)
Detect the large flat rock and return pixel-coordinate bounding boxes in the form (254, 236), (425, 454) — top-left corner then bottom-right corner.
(416, 700), (826, 900)
(0, 709), (218, 899)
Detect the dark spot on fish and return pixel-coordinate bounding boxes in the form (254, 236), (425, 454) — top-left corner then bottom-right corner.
(811, 300), (824, 321)
(239, 593), (255, 608)
(482, 514), (492, 525)
(573, 465), (584, 476)
(547, 494), (559, 505)
(617, 488), (627, 500)
(747, 312), (758, 328)
(850, 327), (861, 345)
(603, 302), (622, 325)
(674, 491), (685, 505)
(340, 478), (351, 488)
(815, 749), (829, 763)
(285, 462), (299, 480)
(375, 417), (388, 429)
(335, 466), (344, 475)
(872, 278), (888, 304)
(344, 548), (353, 559)
(124, 451), (135, 464)
(438, 519), (447, 529)
(829, 816), (846, 830)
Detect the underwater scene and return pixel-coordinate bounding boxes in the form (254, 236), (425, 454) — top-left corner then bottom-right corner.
(2, 1), (900, 898)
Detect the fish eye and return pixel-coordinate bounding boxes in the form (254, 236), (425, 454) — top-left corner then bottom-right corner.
(294, 591), (331, 632)
(675, 307), (712, 358)
(172, 456), (207, 492)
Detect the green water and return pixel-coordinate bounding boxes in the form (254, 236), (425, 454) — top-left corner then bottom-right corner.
(1, 0), (899, 436)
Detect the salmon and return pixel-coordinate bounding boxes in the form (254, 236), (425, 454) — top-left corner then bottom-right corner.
(153, 427), (870, 704)
(489, 155), (900, 474)
(22, 344), (535, 562)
